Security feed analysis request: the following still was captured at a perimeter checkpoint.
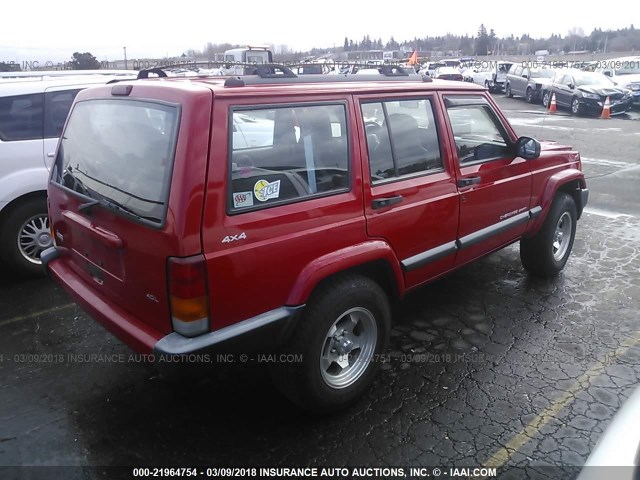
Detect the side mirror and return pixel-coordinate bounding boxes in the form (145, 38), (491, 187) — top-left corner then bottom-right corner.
(516, 136), (541, 160)
(567, 83), (575, 89)
(604, 71), (612, 77)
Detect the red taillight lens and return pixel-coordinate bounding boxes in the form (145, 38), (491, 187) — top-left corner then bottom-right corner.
(168, 255), (209, 336)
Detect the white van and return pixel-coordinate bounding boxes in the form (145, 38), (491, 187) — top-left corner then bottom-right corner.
(0, 75), (134, 276)
(221, 46), (273, 75)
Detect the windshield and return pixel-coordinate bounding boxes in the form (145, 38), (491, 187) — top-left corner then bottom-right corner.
(575, 73), (615, 86)
(531, 69), (555, 78)
(53, 99), (179, 225)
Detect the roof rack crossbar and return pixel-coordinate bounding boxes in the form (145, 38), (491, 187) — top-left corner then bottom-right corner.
(223, 70), (433, 87)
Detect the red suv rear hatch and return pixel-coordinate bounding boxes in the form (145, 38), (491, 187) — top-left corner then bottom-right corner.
(46, 82), (212, 351)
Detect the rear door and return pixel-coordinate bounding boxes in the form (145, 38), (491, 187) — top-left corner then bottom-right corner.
(442, 94), (532, 267)
(358, 94), (459, 288)
(48, 84), (212, 336)
(202, 96), (366, 329)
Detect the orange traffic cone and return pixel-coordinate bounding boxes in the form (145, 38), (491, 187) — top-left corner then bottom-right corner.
(548, 93), (557, 113)
(600, 96), (611, 119)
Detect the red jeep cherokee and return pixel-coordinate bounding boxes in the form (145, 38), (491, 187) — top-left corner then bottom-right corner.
(43, 66), (588, 412)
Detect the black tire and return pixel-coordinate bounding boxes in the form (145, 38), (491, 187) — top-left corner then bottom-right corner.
(542, 91), (551, 108)
(485, 80), (493, 93)
(571, 97), (582, 116)
(520, 193), (577, 277)
(271, 274), (391, 413)
(525, 87), (534, 103)
(505, 83), (513, 98)
(0, 197), (51, 278)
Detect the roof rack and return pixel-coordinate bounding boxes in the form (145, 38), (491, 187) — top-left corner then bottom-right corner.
(223, 64), (432, 87)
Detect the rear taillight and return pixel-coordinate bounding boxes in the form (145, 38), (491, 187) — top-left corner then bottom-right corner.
(168, 255), (210, 337)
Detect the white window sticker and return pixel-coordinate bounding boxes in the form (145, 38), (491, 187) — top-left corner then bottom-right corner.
(254, 179), (281, 202)
(233, 191), (254, 208)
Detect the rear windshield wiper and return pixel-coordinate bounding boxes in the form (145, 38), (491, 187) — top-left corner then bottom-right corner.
(78, 196), (159, 223)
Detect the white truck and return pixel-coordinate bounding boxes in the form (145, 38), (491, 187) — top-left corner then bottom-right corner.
(221, 46), (274, 75)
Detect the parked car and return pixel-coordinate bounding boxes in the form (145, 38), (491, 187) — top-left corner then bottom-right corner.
(577, 386), (640, 480)
(542, 69), (634, 116)
(595, 56), (640, 106)
(471, 61), (514, 92)
(419, 61), (446, 77)
(505, 65), (555, 103)
(0, 74), (135, 276)
(432, 67), (464, 81)
(43, 67), (588, 413)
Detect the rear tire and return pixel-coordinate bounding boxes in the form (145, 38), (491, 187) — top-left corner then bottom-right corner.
(271, 275), (391, 413)
(520, 193), (577, 277)
(505, 83), (513, 98)
(0, 197), (51, 278)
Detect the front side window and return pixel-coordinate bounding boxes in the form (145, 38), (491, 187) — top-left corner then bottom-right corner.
(0, 93), (44, 141)
(361, 98), (442, 183)
(445, 97), (511, 164)
(228, 103), (349, 212)
(53, 99), (179, 225)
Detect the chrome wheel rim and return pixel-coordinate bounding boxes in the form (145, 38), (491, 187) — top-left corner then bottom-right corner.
(553, 212), (572, 261)
(320, 307), (377, 389)
(572, 100), (579, 114)
(18, 214), (51, 264)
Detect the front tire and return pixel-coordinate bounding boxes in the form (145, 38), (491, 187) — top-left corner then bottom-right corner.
(526, 87), (534, 103)
(272, 275), (391, 413)
(0, 197), (51, 278)
(542, 91), (551, 108)
(571, 97), (583, 115)
(520, 193), (577, 277)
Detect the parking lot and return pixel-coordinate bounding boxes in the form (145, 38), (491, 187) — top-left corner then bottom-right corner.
(1, 93), (639, 479)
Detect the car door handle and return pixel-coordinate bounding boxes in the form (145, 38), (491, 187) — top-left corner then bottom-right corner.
(372, 195), (403, 209)
(47, 152), (55, 158)
(457, 176), (481, 187)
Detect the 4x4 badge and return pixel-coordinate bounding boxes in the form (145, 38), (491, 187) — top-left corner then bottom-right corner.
(222, 232), (247, 243)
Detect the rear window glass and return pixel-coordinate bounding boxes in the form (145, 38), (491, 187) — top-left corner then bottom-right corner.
(53, 99), (179, 225)
(0, 93), (44, 141)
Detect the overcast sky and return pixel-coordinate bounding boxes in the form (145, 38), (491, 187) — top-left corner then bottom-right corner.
(1, 0), (637, 63)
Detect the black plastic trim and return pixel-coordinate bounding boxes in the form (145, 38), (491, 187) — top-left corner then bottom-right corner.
(457, 211), (531, 250)
(401, 241), (458, 272)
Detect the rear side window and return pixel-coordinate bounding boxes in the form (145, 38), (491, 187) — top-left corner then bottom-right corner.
(44, 89), (82, 138)
(361, 98), (443, 183)
(53, 99), (179, 225)
(228, 103), (349, 212)
(0, 93), (44, 141)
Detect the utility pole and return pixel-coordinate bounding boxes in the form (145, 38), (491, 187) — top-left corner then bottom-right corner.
(123, 46), (127, 70)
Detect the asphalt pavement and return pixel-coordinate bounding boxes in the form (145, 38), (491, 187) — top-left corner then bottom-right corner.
(0, 98), (639, 480)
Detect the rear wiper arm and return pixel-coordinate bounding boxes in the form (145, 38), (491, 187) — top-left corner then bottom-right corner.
(78, 198), (105, 212)
(79, 197), (158, 222)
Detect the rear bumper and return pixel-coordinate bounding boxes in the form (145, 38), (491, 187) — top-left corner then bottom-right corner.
(153, 306), (303, 358)
(44, 252), (163, 354)
(42, 246), (303, 362)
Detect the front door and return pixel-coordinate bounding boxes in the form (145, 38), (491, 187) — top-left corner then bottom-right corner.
(443, 94), (532, 267)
